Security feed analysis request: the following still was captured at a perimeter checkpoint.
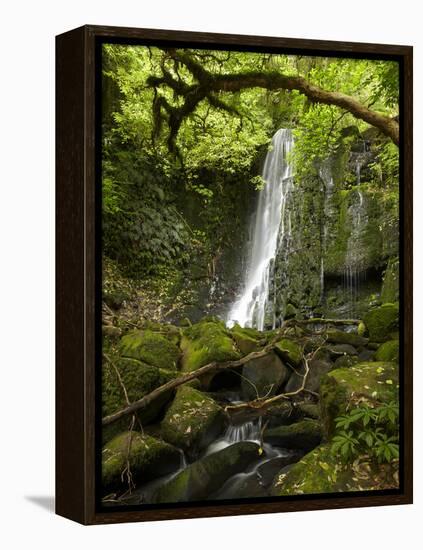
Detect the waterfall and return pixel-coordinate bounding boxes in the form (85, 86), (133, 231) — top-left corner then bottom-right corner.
(343, 158), (367, 316)
(227, 129), (294, 330)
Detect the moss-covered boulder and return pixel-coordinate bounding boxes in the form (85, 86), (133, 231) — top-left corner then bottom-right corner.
(328, 343), (358, 357)
(264, 419), (322, 451)
(375, 339), (399, 362)
(333, 355), (359, 369)
(153, 442), (261, 503)
(363, 303), (399, 342)
(305, 359), (333, 393)
(241, 351), (290, 400)
(102, 358), (177, 441)
(180, 320), (241, 378)
(271, 443), (398, 496)
(120, 329), (181, 370)
(102, 432), (181, 493)
(381, 257), (399, 304)
(274, 338), (303, 367)
(325, 329), (368, 347)
(297, 402), (320, 420)
(320, 361), (398, 438)
(230, 324), (263, 356)
(160, 386), (225, 456)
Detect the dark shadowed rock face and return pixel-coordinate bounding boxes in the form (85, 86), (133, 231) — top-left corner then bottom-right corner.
(264, 419), (322, 451)
(241, 351), (290, 400)
(153, 442), (261, 503)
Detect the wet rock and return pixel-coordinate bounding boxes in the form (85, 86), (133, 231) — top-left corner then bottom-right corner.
(257, 452), (304, 487)
(363, 303), (399, 342)
(305, 359), (333, 393)
(358, 348), (375, 361)
(333, 355), (359, 369)
(153, 442), (261, 503)
(328, 344), (358, 357)
(160, 386), (225, 458)
(102, 359), (177, 442)
(102, 432), (181, 493)
(264, 419), (322, 451)
(374, 339), (399, 362)
(325, 329), (368, 347)
(120, 329), (180, 370)
(180, 319), (240, 382)
(274, 338), (303, 367)
(230, 324), (263, 355)
(241, 351), (290, 400)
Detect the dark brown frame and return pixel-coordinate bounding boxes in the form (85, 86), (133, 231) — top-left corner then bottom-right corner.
(56, 24), (413, 525)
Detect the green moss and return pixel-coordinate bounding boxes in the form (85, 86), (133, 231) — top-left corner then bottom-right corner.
(374, 339), (399, 362)
(102, 358), (177, 441)
(274, 338), (303, 367)
(272, 443), (398, 496)
(325, 329), (368, 347)
(180, 319), (240, 373)
(363, 303), (399, 342)
(102, 431), (181, 493)
(320, 361), (398, 439)
(120, 329), (180, 369)
(230, 324), (263, 355)
(264, 419), (322, 451)
(154, 441), (261, 503)
(160, 386), (225, 455)
(381, 257), (399, 303)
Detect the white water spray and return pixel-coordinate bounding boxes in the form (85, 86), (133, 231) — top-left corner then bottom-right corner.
(227, 129), (294, 329)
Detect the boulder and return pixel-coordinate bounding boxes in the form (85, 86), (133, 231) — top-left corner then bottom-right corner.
(274, 338), (303, 367)
(257, 452), (304, 487)
(160, 386), (225, 457)
(327, 344), (358, 357)
(333, 355), (359, 369)
(363, 303), (399, 342)
(297, 402), (320, 419)
(325, 329), (368, 347)
(120, 329), (180, 370)
(271, 443), (399, 496)
(320, 361), (398, 439)
(230, 324), (263, 356)
(305, 359), (333, 393)
(358, 349), (375, 361)
(102, 432), (181, 493)
(284, 362), (307, 393)
(180, 320), (240, 383)
(264, 419), (322, 451)
(241, 351), (290, 400)
(153, 442), (261, 503)
(374, 339), (399, 362)
(102, 358), (177, 441)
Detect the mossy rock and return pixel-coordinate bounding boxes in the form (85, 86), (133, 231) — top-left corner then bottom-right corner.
(271, 443), (399, 496)
(363, 303), (399, 343)
(264, 419), (322, 451)
(230, 324), (263, 356)
(120, 329), (181, 370)
(327, 344), (358, 357)
(274, 338), (303, 367)
(381, 257), (399, 303)
(325, 329), (368, 347)
(102, 432), (181, 494)
(320, 361), (398, 439)
(153, 442), (261, 503)
(102, 358), (177, 441)
(241, 351), (290, 400)
(333, 355), (359, 369)
(180, 319), (241, 377)
(160, 386), (225, 457)
(297, 402), (320, 420)
(374, 339), (399, 362)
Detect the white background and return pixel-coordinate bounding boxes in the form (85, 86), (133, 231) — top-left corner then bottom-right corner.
(0, 0), (420, 547)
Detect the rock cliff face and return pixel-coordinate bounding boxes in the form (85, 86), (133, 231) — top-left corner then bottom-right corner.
(266, 128), (399, 326)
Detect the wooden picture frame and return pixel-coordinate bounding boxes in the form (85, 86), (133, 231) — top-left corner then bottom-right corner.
(56, 24), (413, 525)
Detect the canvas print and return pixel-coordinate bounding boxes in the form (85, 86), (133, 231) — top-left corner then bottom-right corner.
(100, 44), (400, 506)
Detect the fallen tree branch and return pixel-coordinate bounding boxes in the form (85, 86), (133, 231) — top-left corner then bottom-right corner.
(102, 345), (274, 426)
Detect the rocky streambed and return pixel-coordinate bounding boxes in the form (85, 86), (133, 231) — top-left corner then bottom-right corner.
(101, 302), (400, 505)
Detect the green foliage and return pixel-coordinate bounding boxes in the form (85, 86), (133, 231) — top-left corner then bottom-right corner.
(331, 402), (399, 464)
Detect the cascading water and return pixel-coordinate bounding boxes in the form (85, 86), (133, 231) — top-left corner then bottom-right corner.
(343, 157), (367, 317)
(227, 129), (294, 330)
